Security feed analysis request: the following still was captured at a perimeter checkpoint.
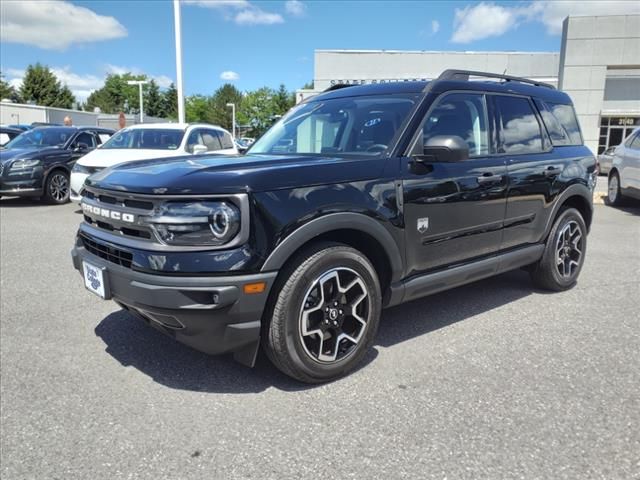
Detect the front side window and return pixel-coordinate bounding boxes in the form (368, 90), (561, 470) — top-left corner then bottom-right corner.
(101, 128), (185, 150)
(202, 130), (223, 151)
(250, 94), (418, 156)
(218, 131), (234, 149)
(630, 133), (640, 150)
(422, 93), (489, 157)
(495, 96), (544, 154)
(74, 132), (96, 148)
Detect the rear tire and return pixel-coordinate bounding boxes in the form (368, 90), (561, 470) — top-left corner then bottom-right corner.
(263, 242), (381, 383)
(43, 170), (70, 204)
(530, 208), (587, 292)
(606, 171), (625, 206)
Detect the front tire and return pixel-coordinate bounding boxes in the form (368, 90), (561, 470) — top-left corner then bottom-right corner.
(606, 171), (625, 206)
(530, 208), (587, 292)
(44, 170), (70, 204)
(263, 243), (381, 383)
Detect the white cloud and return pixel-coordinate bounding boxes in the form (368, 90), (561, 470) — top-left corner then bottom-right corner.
(451, 0), (640, 43)
(431, 20), (440, 35)
(185, 0), (284, 25)
(220, 71), (240, 81)
(0, 0), (127, 50)
(452, 2), (519, 43)
(285, 0), (306, 17)
(105, 65), (173, 87)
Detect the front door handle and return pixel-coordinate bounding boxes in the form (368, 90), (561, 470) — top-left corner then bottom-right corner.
(477, 173), (503, 184)
(544, 166), (562, 177)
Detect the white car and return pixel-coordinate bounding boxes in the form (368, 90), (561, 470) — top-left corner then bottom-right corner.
(607, 127), (640, 206)
(70, 123), (237, 201)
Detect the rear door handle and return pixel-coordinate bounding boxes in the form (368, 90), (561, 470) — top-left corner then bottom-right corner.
(544, 166), (562, 176)
(477, 173), (503, 184)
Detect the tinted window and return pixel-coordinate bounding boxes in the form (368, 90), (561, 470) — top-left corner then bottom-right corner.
(534, 99), (570, 146)
(75, 132), (96, 148)
(4, 128), (73, 149)
(423, 93), (489, 157)
(547, 103), (582, 145)
(202, 130), (223, 151)
(495, 96), (544, 154)
(218, 131), (234, 149)
(251, 94), (418, 156)
(102, 128), (184, 150)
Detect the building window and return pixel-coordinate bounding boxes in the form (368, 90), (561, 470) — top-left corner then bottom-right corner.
(597, 116), (640, 154)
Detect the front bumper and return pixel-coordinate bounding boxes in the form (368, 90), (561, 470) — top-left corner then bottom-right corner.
(70, 172), (88, 202)
(0, 167), (44, 197)
(71, 240), (277, 365)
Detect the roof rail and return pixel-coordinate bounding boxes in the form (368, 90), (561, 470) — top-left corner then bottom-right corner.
(323, 83), (356, 93)
(436, 69), (556, 90)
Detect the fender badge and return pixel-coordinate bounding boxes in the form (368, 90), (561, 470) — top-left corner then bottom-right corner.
(417, 217), (429, 234)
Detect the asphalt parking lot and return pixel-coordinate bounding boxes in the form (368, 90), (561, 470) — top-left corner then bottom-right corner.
(1, 197), (638, 480)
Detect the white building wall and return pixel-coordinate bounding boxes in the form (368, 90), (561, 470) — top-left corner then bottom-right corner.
(559, 15), (640, 153)
(0, 103), (47, 125)
(314, 50), (560, 91)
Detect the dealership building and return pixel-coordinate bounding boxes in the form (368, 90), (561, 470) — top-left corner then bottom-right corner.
(297, 14), (640, 155)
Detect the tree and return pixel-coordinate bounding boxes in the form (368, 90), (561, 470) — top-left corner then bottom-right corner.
(160, 83), (178, 120)
(85, 72), (146, 114)
(301, 81), (314, 90)
(185, 95), (213, 123)
(273, 84), (294, 116)
(0, 72), (21, 103)
(238, 87), (278, 137)
(209, 83), (243, 131)
(144, 79), (162, 118)
(18, 63), (76, 108)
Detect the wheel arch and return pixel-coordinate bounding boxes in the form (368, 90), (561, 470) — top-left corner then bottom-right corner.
(260, 213), (404, 293)
(545, 184), (593, 237)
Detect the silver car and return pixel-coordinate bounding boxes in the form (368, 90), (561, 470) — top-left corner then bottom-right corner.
(607, 128), (640, 206)
(597, 146), (616, 176)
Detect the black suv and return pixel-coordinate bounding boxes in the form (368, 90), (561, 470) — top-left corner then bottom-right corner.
(71, 70), (596, 383)
(0, 126), (114, 204)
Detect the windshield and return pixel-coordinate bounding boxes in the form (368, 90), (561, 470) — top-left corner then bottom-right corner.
(250, 94), (418, 156)
(4, 128), (73, 149)
(101, 128), (185, 150)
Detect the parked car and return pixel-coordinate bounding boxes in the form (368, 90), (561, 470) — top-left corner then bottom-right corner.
(7, 124), (32, 132)
(597, 146), (616, 175)
(70, 123), (238, 201)
(607, 127), (640, 205)
(0, 126), (22, 147)
(71, 70), (596, 383)
(0, 126), (115, 203)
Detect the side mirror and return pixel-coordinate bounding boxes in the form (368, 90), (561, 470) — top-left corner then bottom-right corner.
(74, 142), (89, 153)
(417, 135), (469, 163)
(192, 144), (208, 155)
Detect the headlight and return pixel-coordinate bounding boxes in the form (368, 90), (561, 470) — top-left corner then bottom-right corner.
(10, 158), (41, 171)
(146, 201), (241, 246)
(72, 163), (91, 174)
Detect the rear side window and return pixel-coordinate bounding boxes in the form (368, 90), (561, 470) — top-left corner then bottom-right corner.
(495, 96), (544, 154)
(630, 134), (640, 150)
(547, 102), (582, 145)
(218, 131), (234, 149)
(202, 130), (222, 151)
(533, 99), (570, 146)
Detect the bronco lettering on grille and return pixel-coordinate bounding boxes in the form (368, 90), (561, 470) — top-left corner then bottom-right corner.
(81, 203), (135, 223)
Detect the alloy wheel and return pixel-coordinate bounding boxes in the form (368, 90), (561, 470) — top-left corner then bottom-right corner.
(555, 220), (583, 279)
(298, 267), (371, 363)
(49, 173), (69, 202)
(608, 175), (619, 203)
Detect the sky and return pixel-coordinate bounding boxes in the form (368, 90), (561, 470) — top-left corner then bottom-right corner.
(1, 0), (639, 102)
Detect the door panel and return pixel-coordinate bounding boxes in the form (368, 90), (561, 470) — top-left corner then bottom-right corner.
(403, 158), (508, 276)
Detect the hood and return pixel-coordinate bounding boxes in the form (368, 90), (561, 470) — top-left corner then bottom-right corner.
(77, 148), (187, 167)
(86, 153), (387, 195)
(0, 147), (52, 163)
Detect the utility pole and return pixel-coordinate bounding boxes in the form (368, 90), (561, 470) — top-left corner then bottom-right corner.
(127, 80), (149, 123)
(173, 0), (185, 123)
(226, 103), (236, 139)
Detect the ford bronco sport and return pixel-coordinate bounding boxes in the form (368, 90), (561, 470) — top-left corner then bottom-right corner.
(72, 70), (597, 383)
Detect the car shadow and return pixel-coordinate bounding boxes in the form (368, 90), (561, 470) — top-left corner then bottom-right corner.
(0, 197), (44, 208)
(95, 269), (535, 393)
(602, 199), (640, 215)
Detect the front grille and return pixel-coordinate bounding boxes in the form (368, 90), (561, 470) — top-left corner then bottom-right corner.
(0, 163), (4, 176)
(81, 234), (133, 269)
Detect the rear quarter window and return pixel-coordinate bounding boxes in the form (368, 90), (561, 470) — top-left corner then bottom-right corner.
(546, 102), (582, 146)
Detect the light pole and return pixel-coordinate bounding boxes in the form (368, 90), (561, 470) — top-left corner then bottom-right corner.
(173, 0), (185, 123)
(226, 103), (236, 139)
(127, 80), (148, 123)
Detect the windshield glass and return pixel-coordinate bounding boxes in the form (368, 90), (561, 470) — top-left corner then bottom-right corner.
(4, 128), (73, 149)
(101, 128), (185, 150)
(250, 94), (418, 156)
